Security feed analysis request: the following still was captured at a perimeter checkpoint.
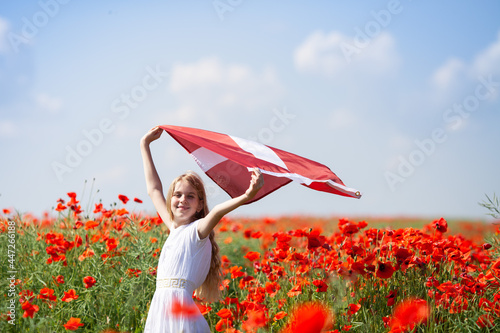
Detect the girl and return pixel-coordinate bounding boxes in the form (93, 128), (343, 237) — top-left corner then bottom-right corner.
(141, 126), (264, 332)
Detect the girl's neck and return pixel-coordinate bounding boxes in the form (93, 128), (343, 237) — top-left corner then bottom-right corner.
(172, 218), (195, 229)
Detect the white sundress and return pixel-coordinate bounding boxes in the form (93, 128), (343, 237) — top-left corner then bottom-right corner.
(144, 219), (212, 333)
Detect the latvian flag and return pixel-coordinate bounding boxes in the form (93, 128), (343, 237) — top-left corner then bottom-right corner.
(159, 125), (361, 204)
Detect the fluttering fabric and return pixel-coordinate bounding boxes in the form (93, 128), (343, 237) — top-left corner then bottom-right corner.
(159, 125), (361, 203)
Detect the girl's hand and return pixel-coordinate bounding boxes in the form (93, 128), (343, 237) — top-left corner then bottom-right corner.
(141, 126), (163, 145)
(245, 168), (264, 200)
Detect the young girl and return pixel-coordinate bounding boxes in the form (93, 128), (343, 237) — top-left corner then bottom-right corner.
(141, 126), (264, 332)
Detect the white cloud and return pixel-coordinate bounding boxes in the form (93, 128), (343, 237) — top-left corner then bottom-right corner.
(294, 30), (346, 75)
(0, 17), (9, 53)
(472, 31), (500, 77)
(293, 30), (400, 77)
(431, 58), (466, 90)
(431, 30), (500, 98)
(35, 93), (63, 113)
(168, 57), (284, 124)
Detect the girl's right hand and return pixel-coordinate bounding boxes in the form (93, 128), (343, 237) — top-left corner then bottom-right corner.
(141, 126), (163, 145)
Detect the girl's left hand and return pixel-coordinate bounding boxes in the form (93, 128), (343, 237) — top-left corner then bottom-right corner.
(245, 168), (264, 199)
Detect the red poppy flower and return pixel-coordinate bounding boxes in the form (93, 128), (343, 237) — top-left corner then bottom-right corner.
(93, 203), (103, 213)
(492, 258), (500, 272)
(38, 287), (57, 302)
(106, 238), (119, 252)
(70, 204), (82, 216)
(347, 303), (361, 316)
(376, 262), (395, 279)
(21, 301), (39, 318)
(115, 208), (129, 216)
(274, 311), (288, 321)
(432, 217), (448, 233)
(287, 285), (302, 298)
(274, 232), (292, 243)
(307, 229), (324, 249)
(340, 223), (360, 236)
(244, 251), (261, 262)
(83, 276), (96, 289)
(251, 230), (263, 239)
(53, 275), (65, 285)
(242, 310), (268, 332)
(265, 281), (281, 297)
(55, 203), (67, 212)
(382, 316), (391, 328)
(215, 318), (233, 332)
(394, 248), (412, 263)
(61, 289), (79, 302)
(73, 220), (83, 229)
(312, 279), (328, 292)
(133, 197), (143, 203)
(280, 302), (331, 333)
(78, 248), (95, 262)
(243, 229), (253, 239)
(390, 298), (429, 332)
(67, 192), (79, 205)
(118, 194), (129, 204)
(476, 314), (494, 328)
(126, 268), (142, 278)
(197, 303), (212, 315)
(216, 308), (233, 319)
(84, 220), (99, 230)
(229, 266), (245, 279)
(63, 317), (84, 330)
(386, 290), (398, 306)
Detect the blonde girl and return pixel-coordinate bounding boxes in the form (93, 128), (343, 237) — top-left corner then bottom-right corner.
(141, 126), (264, 332)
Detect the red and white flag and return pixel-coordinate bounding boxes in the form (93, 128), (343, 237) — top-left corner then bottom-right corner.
(159, 125), (361, 203)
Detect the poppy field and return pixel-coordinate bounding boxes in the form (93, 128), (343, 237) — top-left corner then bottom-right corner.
(1, 192), (499, 332)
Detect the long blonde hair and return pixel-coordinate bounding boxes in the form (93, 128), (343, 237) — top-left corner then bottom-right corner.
(165, 171), (222, 302)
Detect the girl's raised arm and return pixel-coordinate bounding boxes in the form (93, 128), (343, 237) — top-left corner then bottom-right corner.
(197, 168), (264, 239)
(140, 126), (173, 230)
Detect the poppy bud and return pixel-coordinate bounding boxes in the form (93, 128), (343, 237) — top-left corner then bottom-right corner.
(482, 243), (492, 250)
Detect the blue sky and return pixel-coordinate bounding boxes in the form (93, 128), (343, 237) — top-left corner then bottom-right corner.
(1, 0), (499, 221)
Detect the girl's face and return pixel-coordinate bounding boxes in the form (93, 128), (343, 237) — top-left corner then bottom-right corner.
(170, 180), (203, 224)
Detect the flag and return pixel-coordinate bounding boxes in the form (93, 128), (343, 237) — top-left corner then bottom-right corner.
(159, 125), (361, 203)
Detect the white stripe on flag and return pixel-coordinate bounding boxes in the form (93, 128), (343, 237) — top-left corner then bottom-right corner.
(251, 167), (313, 185)
(326, 180), (362, 197)
(230, 135), (288, 170)
(250, 167), (361, 197)
(190, 147), (228, 172)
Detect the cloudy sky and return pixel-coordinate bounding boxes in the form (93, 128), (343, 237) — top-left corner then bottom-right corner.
(1, 1), (499, 221)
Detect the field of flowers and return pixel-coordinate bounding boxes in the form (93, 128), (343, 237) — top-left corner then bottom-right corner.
(1, 192), (499, 332)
